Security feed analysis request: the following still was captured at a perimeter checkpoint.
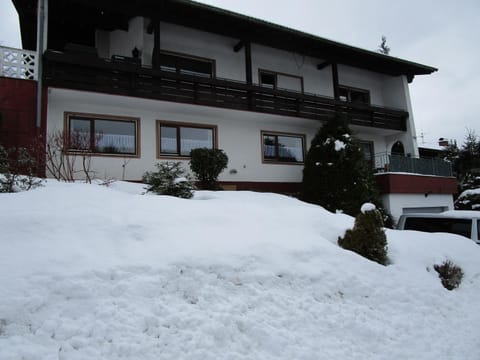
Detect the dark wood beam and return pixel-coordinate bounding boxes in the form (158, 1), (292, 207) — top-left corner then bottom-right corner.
(317, 61), (330, 70)
(245, 41), (252, 85)
(151, 19), (160, 69)
(331, 63), (339, 100)
(234, 40), (244, 52)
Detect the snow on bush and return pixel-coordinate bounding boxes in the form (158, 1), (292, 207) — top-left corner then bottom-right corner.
(360, 202), (376, 213)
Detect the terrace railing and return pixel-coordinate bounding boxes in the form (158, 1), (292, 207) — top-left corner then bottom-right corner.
(374, 152), (453, 177)
(43, 50), (408, 131)
(0, 46), (37, 80)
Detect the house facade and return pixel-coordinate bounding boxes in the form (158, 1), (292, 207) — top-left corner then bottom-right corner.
(2, 0), (456, 221)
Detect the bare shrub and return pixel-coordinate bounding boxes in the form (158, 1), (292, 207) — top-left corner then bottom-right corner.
(0, 145), (43, 192)
(45, 130), (97, 182)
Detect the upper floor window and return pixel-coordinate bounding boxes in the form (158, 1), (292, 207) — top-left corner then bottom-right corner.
(262, 131), (305, 164)
(338, 85), (370, 104)
(259, 70), (303, 93)
(159, 51), (214, 78)
(66, 112), (139, 156)
(157, 120), (216, 158)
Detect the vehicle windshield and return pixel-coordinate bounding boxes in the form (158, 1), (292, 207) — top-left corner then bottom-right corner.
(404, 217), (472, 239)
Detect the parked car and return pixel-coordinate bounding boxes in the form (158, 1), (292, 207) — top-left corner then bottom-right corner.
(397, 211), (480, 244)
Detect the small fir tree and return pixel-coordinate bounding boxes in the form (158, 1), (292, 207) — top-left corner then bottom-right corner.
(142, 162), (195, 199)
(300, 114), (380, 216)
(190, 148), (228, 190)
(338, 203), (388, 265)
(378, 35), (390, 55)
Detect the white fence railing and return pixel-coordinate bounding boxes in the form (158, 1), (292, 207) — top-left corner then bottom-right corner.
(0, 46), (37, 80)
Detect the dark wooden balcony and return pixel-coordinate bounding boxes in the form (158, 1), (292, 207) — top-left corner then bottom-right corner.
(43, 50), (408, 131)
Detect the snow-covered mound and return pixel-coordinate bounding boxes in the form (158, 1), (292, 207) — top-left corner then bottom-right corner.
(1, 181), (479, 359)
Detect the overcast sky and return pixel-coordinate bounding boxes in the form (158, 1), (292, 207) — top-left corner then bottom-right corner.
(1, 0), (479, 147)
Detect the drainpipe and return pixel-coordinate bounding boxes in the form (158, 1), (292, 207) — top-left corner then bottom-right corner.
(36, 0), (47, 128)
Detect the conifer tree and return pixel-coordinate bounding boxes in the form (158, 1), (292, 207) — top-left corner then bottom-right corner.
(300, 114), (380, 216)
(338, 203), (388, 265)
(378, 35), (390, 55)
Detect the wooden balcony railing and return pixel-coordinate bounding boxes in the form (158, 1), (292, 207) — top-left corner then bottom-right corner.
(43, 50), (408, 131)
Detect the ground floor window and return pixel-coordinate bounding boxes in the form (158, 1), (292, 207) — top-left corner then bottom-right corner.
(358, 140), (374, 167)
(157, 121), (216, 157)
(65, 112), (139, 156)
(262, 131), (305, 164)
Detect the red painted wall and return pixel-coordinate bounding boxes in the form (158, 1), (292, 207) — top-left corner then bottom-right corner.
(0, 77), (47, 175)
(375, 173), (457, 195)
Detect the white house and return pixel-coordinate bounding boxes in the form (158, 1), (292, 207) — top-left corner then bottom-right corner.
(2, 0), (457, 221)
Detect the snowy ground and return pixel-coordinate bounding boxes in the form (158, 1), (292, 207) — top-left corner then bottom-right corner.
(1, 180), (479, 359)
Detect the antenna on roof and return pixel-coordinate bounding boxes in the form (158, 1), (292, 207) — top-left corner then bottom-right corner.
(419, 132), (426, 144)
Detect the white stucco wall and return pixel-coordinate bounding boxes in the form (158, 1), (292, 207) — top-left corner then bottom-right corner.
(337, 64), (385, 106)
(382, 193), (454, 225)
(82, 19), (422, 183)
(92, 18), (412, 111)
(46, 88), (321, 182)
(46, 88), (397, 183)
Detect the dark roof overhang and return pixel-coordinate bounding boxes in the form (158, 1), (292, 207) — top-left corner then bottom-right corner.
(13, 0), (437, 80)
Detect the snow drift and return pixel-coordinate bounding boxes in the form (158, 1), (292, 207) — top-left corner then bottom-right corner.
(1, 180), (479, 359)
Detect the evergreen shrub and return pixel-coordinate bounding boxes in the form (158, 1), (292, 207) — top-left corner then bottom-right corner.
(433, 260), (464, 290)
(189, 148), (228, 190)
(338, 203), (388, 265)
(300, 114), (380, 216)
(142, 162), (195, 199)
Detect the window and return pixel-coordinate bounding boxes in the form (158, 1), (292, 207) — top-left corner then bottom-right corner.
(259, 70), (303, 93)
(260, 72), (276, 89)
(158, 121), (216, 157)
(358, 141), (374, 167)
(262, 131), (305, 164)
(66, 113), (138, 156)
(338, 85), (370, 104)
(159, 51), (214, 78)
(477, 220), (480, 241)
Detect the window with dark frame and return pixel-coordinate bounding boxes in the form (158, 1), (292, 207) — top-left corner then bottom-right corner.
(338, 85), (370, 104)
(159, 52), (214, 78)
(67, 114), (138, 156)
(358, 141), (374, 168)
(259, 70), (303, 93)
(260, 72), (276, 89)
(262, 132), (305, 163)
(158, 122), (215, 157)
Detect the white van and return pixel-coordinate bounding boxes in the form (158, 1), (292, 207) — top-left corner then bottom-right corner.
(397, 211), (480, 244)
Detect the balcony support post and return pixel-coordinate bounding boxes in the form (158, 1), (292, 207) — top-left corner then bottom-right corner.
(244, 41), (253, 109)
(151, 19), (161, 69)
(331, 62), (339, 100)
